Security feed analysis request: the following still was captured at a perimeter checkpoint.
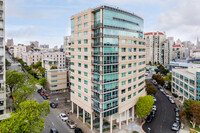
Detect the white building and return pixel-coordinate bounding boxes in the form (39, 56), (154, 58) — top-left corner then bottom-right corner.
(144, 32), (170, 66)
(171, 44), (186, 60)
(14, 44), (27, 59)
(21, 51), (66, 69)
(172, 67), (200, 101)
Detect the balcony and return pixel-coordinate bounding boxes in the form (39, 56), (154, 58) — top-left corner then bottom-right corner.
(104, 43), (119, 46)
(92, 69), (103, 74)
(91, 52), (118, 56)
(103, 96), (118, 102)
(104, 60), (118, 65)
(91, 86), (103, 93)
(91, 78), (102, 84)
(104, 104), (118, 111)
(92, 95), (103, 102)
(91, 42), (103, 47)
(104, 86), (118, 93)
(103, 69), (118, 74)
(91, 52), (103, 56)
(92, 104), (103, 112)
(91, 33), (103, 38)
(103, 78), (118, 83)
(91, 23), (103, 29)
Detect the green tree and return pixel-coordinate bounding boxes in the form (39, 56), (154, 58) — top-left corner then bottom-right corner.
(146, 85), (157, 95)
(39, 78), (47, 88)
(34, 61), (42, 69)
(0, 100), (50, 133)
(50, 66), (57, 70)
(5, 59), (11, 68)
(136, 95), (154, 118)
(6, 70), (27, 96)
(164, 74), (172, 82)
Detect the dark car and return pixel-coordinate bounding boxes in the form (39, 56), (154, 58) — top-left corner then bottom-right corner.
(174, 107), (179, 112)
(42, 95), (48, 100)
(74, 128), (83, 133)
(146, 115), (153, 123)
(50, 103), (58, 108)
(50, 128), (58, 133)
(150, 111), (156, 118)
(37, 89), (42, 93)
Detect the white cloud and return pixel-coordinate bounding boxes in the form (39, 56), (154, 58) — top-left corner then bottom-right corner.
(157, 0), (200, 43)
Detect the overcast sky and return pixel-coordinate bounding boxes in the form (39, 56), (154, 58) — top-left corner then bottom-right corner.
(5, 0), (200, 48)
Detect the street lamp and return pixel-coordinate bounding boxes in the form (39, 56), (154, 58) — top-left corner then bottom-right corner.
(148, 127), (151, 133)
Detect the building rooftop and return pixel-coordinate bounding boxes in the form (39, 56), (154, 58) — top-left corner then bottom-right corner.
(173, 68), (195, 78)
(43, 58), (57, 62)
(144, 32), (164, 36)
(47, 68), (67, 72)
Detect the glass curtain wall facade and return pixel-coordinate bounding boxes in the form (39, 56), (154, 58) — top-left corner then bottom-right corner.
(91, 6), (144, 117)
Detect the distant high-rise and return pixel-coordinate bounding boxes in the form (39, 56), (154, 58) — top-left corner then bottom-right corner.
(6, 38), (14, 47)
(70, 5), (146, 133)
(196, 37), (200, 49)
(30, 41), (39, 48)
(145, 32), (170, 65)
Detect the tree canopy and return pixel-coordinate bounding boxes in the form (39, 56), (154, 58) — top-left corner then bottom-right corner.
(152, 74), (165, 86)
(50, 66), (57, 70)
(33, 61), (42, 69)
(136, 95), (154, 118)
(0, 100), (50, 133)
(39, 78), (47, 88)
(5, 59), (11, 68)
(145, 80), (157, 95)
(155, 65), (169, 76)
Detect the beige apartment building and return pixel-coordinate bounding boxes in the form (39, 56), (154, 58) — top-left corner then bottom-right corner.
(45, 69), (67, 93)
(171, 44), (186, 60)
(21, 51), (66, 69)
(14, 44), (27, 59)
(70, 5), (146, 133)
(42, 59), (58, 70)
(145, 32), (170, 66)
(0, 0), (9, 120)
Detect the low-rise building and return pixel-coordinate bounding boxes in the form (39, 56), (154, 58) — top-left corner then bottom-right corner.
(172, 67), (200, 102)
(14, 44), (27, 59)
(45, 69), (68, 93)
(42, 59), (58, 70)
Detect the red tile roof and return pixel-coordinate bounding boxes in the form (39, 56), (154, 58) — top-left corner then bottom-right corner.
(144, 32), (164, 36)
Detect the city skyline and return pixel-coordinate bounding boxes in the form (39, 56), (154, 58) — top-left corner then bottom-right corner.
(5, 0), (200, 47)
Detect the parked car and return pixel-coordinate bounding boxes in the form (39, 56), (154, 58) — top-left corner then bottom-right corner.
(174, 107), (179, 112)
(146, 115), (153, 123)
(175, 112), (179, 117)
(150, 111), (156, 118)
(170, 99), (175, 104)
(59, 113), (68, 122)
(50, 128), (58, 133)
(74, 128), (83, 133)
(66, 120), (76, 129)
(42, 95), (48, 100)
(40, 92), (45, 96)
(160, 89), (164, 92)
(37, 89), (42, 93)
(153, 96), (157, 102)
(176, 117), (180, 122)
(152, 105), (157, 111)
(50, 103), (58, 108)
(171, 122), (180, 131)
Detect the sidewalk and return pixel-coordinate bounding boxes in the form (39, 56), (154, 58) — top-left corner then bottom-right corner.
(69, 114), (94, 133)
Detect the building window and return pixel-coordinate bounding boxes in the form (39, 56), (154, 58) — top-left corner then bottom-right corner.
(78, 55), (81, 59)
(128, 87), (131, 91)
(78, 40), (81, 44)
(84, 88), (88, 93)
(134, 55), (137, 59)
(133, 48), (137, 52)
(51, 85), (57, 88)
(51, 80), (57, 83)
(84, 80), (88, 85)
(78, 24), (81, 29)
(84, 22), (88, 27)
(78, 85), (81, 90)
(121, 97), (125, 102)
(121, 81), (126, 85)
(128, 56), (132, 60)
(128, 79), (132, 83)
(78, 63), (81, 67)
(78, 93), (81, 97)
(134, 41), (137, 44)
(84, 39), (88, 44)
(84, 64), (88, 68)
(78, 48), (81, 52)
(122, 56), (126, 60)
(128, 71), (131, 75)
(78, 17), (81, 21)
(84, 96), (88, 101)
(51, 75), (57, 78)
(121, 89), (126, 94)
(128, 48), (132, 52)
(84, 56), (88, 60)
(122, 64), (126, 69)
(84, 72), (88, 77)
(78, 32), (81, 37)
(71, 83), (74, 86)
(133, 63), (137, 66)
(121, 48), (126, 52)
(84, 14), (88, 19)
(128, 94), (131, 99)
(84, 31), (88, 35)
(133, 92), (136, 96)
(78, 70), (81, 75)
(78, 78), (81, 82)
(128, 63), (132, 68)
(121, 72), (126, 77)
(84, 48), (88, 52)
(122, 40), (126, 44)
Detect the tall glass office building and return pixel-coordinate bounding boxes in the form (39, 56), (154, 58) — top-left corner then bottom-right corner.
(70, 5), (146, 133)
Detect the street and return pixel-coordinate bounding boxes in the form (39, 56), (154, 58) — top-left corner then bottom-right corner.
(6, 51), (72, 133)
(143, 79), (177, 133)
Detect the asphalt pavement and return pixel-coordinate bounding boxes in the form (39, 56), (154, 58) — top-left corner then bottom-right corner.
(143, 79), (177, 133)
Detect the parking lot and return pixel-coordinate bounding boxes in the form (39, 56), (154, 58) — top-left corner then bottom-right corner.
(143, 79), (178, 133)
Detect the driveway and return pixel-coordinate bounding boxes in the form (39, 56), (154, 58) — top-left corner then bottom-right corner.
(142, 79), (177, 133)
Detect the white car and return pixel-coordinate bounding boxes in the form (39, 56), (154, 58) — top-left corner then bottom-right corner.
(153, 96), (157, 102)
(59, 113), (68, 122)
(152, 105), (157, 111)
